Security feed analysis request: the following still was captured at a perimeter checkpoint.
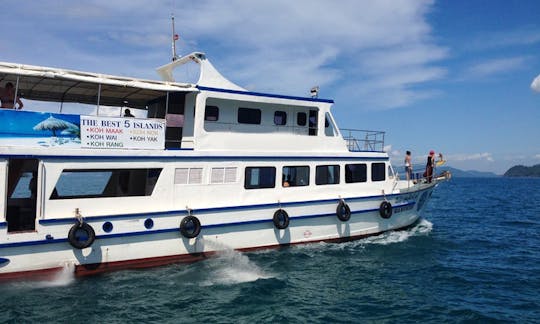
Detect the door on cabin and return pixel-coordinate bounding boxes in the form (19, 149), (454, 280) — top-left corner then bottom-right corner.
(6, 158), (38, 233)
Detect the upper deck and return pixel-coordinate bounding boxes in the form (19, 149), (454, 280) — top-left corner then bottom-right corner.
(0, 53), (385, 156)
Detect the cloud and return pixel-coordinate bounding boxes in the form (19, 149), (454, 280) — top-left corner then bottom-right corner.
(534, 154), (540, 160)
(464, 57), (529, 79)
(449, 152), (494, 162)
(467, 28), (540, 51)
(384, 145), (401, 157)
(1, 0), (447, 111)
(531, 74), (540, 92)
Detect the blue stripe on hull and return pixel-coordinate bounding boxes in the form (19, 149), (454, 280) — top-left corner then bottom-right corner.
(38, 191), (415, 225)
(0, 154), (389, 161)
(0, 201), (417, 249)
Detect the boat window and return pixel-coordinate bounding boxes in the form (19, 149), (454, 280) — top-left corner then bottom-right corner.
(308, 110), (318, 136)
(372, 163), (386, 182)
(51, 168), (162, 199)
(10, 171), (35, 199)
(211, 167), (237, 184)
(316, 165), (340, 185)
(245, 167), (276, 189)
(174, 168), (203, 184)
(297, 112), (307, 126)
(238, 108), (261, 124)
(387, 165), (395, 179)
(324, 112), (338, 137)
(282, 166), (310, 187)
(205, 105), (219, 121)
(274, 111), (287, 126)
(345, 164), (367, 183)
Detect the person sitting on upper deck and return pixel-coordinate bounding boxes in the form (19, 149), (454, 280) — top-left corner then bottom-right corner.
(124, 108), (134, 117)
(0, 82), (23, 109)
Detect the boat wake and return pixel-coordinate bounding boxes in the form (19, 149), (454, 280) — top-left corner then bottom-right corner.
(34, 263), (76, 288)
(199, 239), (274, 286)
(290, 218), (433, 254)
(6, 263), (75, 290)
(361, 218), (433, 245)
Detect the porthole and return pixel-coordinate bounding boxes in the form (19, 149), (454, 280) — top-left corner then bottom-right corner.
(102, 221), (113, 233)
(144, 218), (154, 229)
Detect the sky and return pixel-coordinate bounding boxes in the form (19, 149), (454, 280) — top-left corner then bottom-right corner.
(1, 0), (539, 174)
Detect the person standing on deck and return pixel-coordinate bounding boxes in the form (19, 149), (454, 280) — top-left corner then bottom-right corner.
(425, 150), (435, 183)
(0, 82), (23, 109)
(404, 151), (413, 181)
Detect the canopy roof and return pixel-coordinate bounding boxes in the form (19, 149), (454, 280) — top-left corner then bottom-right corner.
(0, 62), (197, 109)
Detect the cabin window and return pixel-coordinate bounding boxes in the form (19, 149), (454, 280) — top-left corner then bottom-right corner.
(316, 165), (340, 185)
(345, 164), (367, 183)
(324, 112), (338, 136)
(297, 112), (307, 126)
(51, 168), (162, 199)
(245, 167), (276, 189)
(282, 166), (310, 187)
(175, 168), (203, 184)
(274, 111), (287, 125)
(371, 163), (386, 182)
(205, 105), (219, 121)
(211, 167), (237, 184)
(238, 108), (261, 124)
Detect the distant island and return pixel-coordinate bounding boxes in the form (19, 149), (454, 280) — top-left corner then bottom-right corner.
(503, 164), (540, 177)
(437, 166), (498, 178)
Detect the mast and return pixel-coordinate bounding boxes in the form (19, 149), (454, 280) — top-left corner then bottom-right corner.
(171, 14), (179, 61)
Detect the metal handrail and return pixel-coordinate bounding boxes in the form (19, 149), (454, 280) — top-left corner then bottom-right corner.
(341, 128), (385, 152)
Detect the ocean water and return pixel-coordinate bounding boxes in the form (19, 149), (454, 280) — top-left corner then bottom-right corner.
(1, 177), (539, 323)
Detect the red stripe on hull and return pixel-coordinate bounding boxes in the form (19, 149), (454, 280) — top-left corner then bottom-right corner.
(0, 220), (419, 281)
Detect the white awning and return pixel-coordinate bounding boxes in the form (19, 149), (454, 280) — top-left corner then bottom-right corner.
(0, 62), (197, 109)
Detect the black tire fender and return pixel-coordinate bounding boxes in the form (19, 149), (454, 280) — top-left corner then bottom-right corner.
(180, 215), (201, 238)
(68, 222), (96, 249)
(379, 201), (393, 219)
(336, 201), (351, 222)
(273, 209), (290, 230)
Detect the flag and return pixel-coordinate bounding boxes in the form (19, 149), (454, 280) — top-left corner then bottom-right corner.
(173, 34), (179, 41)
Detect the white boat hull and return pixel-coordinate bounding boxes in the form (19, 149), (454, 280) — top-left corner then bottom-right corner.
(0, 185), (434, 279)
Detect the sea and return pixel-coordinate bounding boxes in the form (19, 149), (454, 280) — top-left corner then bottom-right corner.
(1, 177), (539, 323)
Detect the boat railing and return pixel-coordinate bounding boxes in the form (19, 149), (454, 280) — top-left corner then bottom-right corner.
(398, 165), (451, 188)
(341, 129), (385, 152)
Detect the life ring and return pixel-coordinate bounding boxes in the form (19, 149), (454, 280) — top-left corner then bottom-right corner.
(68, 222), (96, 249)
(273, 209), (290, 229)
(180, 215), (201, 238)
(379, 201), (393, 219)
(336, 201), (351, 222)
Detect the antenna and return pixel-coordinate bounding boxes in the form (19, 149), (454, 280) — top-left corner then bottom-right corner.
(171, 14), (179, 61)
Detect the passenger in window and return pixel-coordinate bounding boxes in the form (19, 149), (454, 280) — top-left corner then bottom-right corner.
(283, 175), (290, 187)
(0, 82), (23, 109)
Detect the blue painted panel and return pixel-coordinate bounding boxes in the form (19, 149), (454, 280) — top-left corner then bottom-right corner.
(0, 110), (81, 148)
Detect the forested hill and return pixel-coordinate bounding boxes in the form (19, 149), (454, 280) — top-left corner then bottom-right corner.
(503, 164), (540, 177)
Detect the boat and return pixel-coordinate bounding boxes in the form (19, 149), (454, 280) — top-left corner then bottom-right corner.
(0, 48), (449, 280)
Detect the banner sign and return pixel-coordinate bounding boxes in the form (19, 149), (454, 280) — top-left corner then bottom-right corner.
(80, 116), (165, 150)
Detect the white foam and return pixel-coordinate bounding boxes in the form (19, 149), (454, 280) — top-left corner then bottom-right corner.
(200, 239), (273, 286)
(35, 262), (76, 288)
(361, 218), (433, 245)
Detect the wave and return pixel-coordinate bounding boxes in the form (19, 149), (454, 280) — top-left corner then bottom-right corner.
(361, 218), (433, 245)
(199, 238), (274, 286)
